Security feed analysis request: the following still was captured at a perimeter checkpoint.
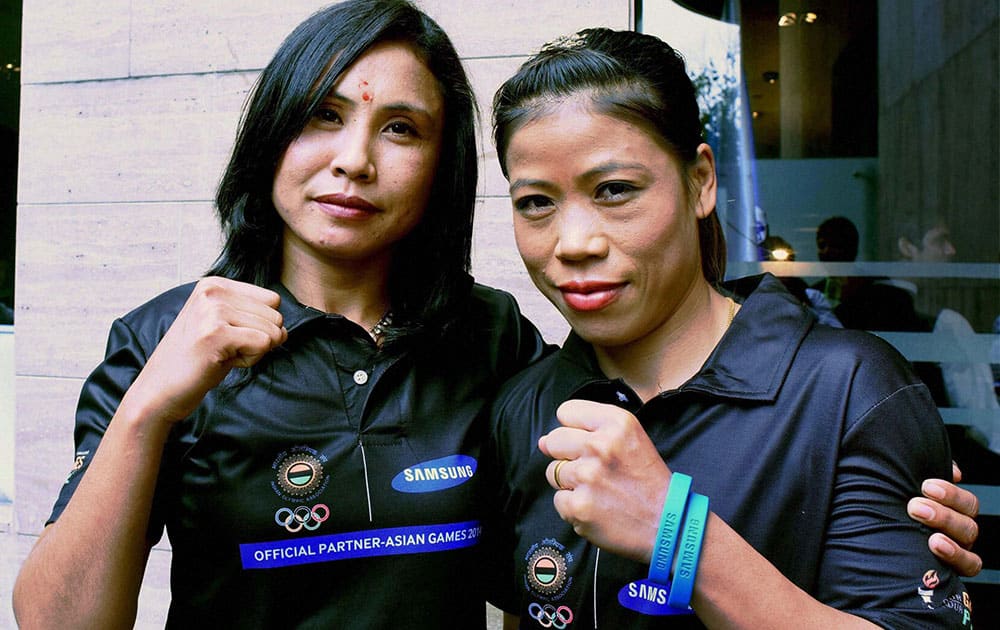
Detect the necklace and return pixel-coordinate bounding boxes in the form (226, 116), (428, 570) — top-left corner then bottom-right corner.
(369, 311), (393, 340)
(654, 297), (738, 394)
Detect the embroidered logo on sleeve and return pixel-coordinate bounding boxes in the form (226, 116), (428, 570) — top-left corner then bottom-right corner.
(917, 569), (939, 607)
(915, 568), (974, 627)
(937, 591), (974, 627)
(64, 450), (90, 484)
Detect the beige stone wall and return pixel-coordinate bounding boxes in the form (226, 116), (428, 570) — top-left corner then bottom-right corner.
(11, 1), (630, 626)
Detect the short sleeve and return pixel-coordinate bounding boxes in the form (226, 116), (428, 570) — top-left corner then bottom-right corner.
(817, 382), (973, 628)
(47, 317), (166, 542)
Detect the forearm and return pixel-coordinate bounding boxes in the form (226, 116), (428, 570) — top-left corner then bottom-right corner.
(691, 513), (876, 630)
(13, 398), (172, 629)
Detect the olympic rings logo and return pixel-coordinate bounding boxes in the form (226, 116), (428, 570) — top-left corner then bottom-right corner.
(528, 603), (574, 629)
(274, 503), (329, 533)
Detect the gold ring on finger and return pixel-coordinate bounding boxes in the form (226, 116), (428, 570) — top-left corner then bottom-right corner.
(553, 459), (569, 490)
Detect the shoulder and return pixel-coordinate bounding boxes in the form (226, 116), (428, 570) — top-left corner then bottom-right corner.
(800, 323), (920, 386)
(465, 282), (552, 361)
(740, 273), (919, 382)
(735, 279), (936, 426)
(468, 283), (521, 318)
(495, 350), (565, 399)
(491, 344), (588, 429)
(795, 324), (943, 436)
(488, 351), (569, 461)
(121, 282), (197, 322)
(440, 283), (527, 338)
(115, 281), (198, 349)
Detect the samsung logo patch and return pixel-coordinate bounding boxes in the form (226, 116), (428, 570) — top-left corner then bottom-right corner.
(392, 455), (477, 493)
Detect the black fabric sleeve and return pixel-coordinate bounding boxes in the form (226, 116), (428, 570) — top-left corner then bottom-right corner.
(47, 317), (167, 543)
(470, 286), (552, 613)
(477, 285), (555, 381)
(480, 404), (521, 614)
(816, 381), (972, 628)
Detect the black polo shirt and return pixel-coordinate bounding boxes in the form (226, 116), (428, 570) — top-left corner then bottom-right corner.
(52, 280), (548, 629)
(487, 274), (971, 629)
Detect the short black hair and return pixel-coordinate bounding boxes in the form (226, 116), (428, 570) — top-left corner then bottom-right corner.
(209, 0), (478, 346)
(816, 216), (859, 262)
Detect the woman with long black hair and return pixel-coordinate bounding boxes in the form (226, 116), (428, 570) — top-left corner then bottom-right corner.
(13, 2), (545, 627)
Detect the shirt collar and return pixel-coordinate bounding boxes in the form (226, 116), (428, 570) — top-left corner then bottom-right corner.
(269, 281), (331, 334)
(558, 274), (814, 403)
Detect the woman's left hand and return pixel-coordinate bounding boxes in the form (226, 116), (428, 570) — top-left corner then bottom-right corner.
(539, 399), (672, 563)
(908, 463), (982, 577)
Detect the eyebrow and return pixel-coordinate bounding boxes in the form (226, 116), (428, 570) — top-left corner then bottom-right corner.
(508, 178), (550, 194)
(582, 161), (647, 177)
(508, 161), (648, 195)
(325, 90), (438, 120)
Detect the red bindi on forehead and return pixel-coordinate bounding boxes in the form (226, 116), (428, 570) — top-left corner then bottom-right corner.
(359, 79), (373, 102)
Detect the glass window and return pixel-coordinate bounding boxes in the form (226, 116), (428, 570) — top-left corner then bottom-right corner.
(0, 0), (19, 518)
(0, 0), (17, 326)
(642, 1), (998, 621)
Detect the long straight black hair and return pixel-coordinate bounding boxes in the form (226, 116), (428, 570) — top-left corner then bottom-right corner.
(492, 28), (727, 285)
(208, 0), (478, 346)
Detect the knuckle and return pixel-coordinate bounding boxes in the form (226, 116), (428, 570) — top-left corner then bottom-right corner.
(589, 441), (613, 462)
(197, 276), (225, 294)
(575, 465), (595, 486)
(964, 520), (979, 545)
(606, 413), (632, 436)
(573, 496), (595, 524)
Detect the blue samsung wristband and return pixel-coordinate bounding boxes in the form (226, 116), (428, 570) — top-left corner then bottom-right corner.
(647, 472), (692, 584)
(666, 492), (709, 609)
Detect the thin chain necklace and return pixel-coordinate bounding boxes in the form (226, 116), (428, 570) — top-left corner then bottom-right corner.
(654, 296), (738, 394)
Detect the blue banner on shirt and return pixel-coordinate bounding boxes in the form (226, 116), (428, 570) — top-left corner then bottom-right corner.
(240, 520), (482, 569)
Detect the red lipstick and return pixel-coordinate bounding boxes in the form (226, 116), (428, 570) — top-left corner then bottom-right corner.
(557, 280), (624, 312)
(313, 193), (380, 218)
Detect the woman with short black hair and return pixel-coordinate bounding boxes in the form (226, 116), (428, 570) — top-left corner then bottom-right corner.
(487, 27), (974, 628)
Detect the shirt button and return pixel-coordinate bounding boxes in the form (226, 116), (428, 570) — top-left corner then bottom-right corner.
(353, 370), (369, 385)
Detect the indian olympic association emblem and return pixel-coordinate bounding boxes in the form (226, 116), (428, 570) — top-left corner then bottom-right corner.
(525, 539), (574, 600)
(271, 446), (330, 501)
